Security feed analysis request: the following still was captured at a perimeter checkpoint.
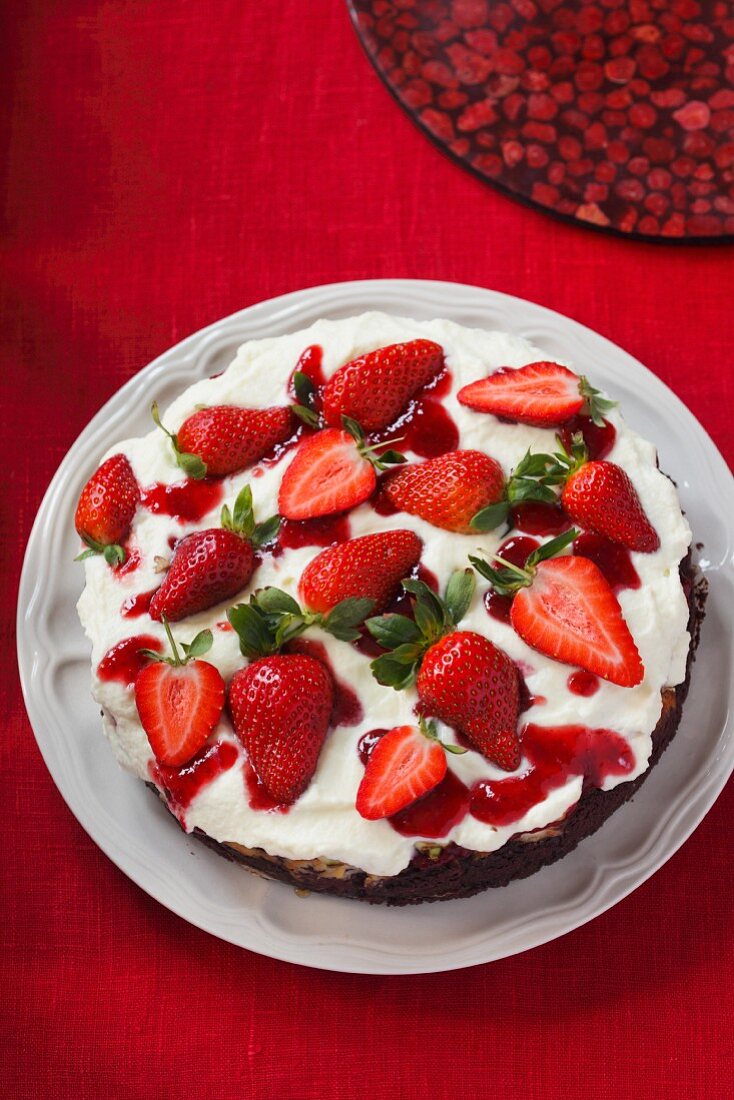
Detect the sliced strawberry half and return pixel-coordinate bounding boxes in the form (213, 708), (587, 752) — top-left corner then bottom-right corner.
(278, 422), (404, 521)
(356, 724), (448, 820)
(135, 623), (225, 766)
(457, 362), (615, 428)
(511, 556), (644, 687)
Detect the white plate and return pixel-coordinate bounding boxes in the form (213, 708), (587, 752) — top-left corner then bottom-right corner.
(17, 280), (734, 975)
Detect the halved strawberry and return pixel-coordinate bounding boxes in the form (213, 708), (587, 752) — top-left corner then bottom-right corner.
(562, 460), (660, 553)
(322, 339), (445, 431)
(299, 530), (423, 614)
(75, 453), (140, 565)
(511, 556), (644, 686)
(457, 362), (615, 427)
(471, 534), (644, 688)
(356, 724), (448, 820)
(149, 485), (278, 622)
(135, 624), (225, 766)
(278, 421), (404, 521)
(383, 450), (505, 533)
(229, 653), (334, 804)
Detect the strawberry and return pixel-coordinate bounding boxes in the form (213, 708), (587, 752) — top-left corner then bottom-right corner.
(416, 633), (521, 771)
(299, 530), (423, 614)
(75, 453), (140, 565)
(149, 485), (278, 622)
(457, 362), (616, 428)
(366, 569), (521, 771)
(356, 723), (448, 819)
(278, 420), (405, 521)
(322, 339), (445, 431)
(470, 531), (645, 687)
(383, 450), (505, 533)
(229, 654), (334, 804)
(509, 435), (660, 553)
(152, 402), (294, 479)
(135, 623), (225, 766)
(562, 461), (660, 553)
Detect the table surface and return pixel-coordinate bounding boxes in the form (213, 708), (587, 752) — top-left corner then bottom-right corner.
(3, 3), (733, 1098)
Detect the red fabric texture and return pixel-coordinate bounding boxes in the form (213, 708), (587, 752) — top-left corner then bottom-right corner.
(3, 3), (733, 1098)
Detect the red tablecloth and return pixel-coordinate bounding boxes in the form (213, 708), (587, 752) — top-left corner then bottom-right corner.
(4, 3), (733, 1097)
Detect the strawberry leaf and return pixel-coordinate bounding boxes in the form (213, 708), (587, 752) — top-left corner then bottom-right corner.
(293, 370), (316, 408)
(366, 614), (422, 649)
(322, 597), (375, 642)
(527, 527), (578, 565)
(443, 568), (475, 626)
(579, 376), (617, 427)
(103, 544), (126, 567)
(370, 647), (423, 690)
(253, 587), (302, 617)
(376, 449), (407, 466)
(471, 501), (510, 532)
(251, 514), (280, 549)
(181, 629), (214, 660)
(227, 602), (278, 658)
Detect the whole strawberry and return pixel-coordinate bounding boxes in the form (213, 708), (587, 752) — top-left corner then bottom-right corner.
(152, 402), (294, 479)
(299, 530), (423, 615)
(510, 435), (660, 553)
(383, 450), (505, 534)
(367, 570), (522, 771)
(149, 485), (278, 622)
(135, 622), (225, 766)
(75, 453), (140, 565)
(322, 339), (445, 431)
(417, 632), (521, 771)
(562, 460), (660, 553)
(229, 654), (334, 804)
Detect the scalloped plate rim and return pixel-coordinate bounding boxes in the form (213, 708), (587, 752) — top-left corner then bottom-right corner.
(16, 278), (734, 975)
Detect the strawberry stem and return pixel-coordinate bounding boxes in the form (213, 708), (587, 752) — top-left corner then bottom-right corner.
(162, 615), (183, 666)
(151, 401), (208, 481)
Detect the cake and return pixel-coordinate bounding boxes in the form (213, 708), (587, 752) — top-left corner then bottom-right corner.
(75, 313), (705, 905)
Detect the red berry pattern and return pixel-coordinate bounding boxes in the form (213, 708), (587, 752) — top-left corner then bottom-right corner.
(349, 0), (734, 239)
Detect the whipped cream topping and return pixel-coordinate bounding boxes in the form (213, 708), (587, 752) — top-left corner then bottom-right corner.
(77, 313), (692, 877)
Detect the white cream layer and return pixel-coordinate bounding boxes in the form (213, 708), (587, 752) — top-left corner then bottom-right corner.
(77, 313), (692, 877)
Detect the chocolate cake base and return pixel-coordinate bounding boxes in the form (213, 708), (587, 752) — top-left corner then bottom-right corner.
(150, 565), (706, 906)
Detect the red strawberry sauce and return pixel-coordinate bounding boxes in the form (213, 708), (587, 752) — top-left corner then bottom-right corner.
(151, 741), (239, 821)
(357, 728), (389, 765)
(390, 770), (470, 838)
(567, 670), (600, 697)
(277, 514), (351, 551)
(113, 545), (141, 577)
(244, 760), (290, 813)
(559, 415), (616, 461)
(470, 724), (634, 828)
(369, 369), (458, 459)
(141, 478), (223, 522)
(97, 634), (162, 684)
(511, 501), (571, 536)
(484, 536), (539, 625)
(289, 344), (326, 395)
(383, 723), (634, 837)
(573, 532), (640, 592)
(121, 588), (157, 618)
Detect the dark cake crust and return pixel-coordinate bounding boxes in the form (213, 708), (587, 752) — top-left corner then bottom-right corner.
(150, 563), (706, 906)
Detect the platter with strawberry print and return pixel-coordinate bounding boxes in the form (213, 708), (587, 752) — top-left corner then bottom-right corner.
(347, 0), (734, 240)
(17, 280), (734, 973)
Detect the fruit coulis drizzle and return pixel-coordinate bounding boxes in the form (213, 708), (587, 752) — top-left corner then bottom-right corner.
(141, 478), (223, 523)
(384, 722), (635, 837)
(151, 741), (240, 823)
(97, 634), (162, 684)
(120, 588), (156, 618)
(369, 368), (459, 459)
(276, 513), (351, 551)
(573, 531), (640, 591)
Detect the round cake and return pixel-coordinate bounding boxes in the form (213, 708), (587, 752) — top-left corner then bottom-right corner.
(75, 312), (705, 905)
